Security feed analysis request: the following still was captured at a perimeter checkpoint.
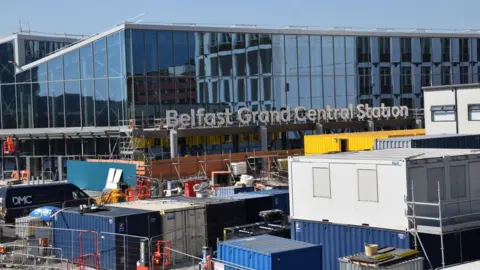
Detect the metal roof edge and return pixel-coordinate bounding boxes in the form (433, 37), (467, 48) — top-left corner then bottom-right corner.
(422, 83), (480, 91)
(19, 24), (126, 71)
(0, 34), (16, 44)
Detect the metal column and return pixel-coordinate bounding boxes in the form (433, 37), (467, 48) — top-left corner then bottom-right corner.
(259, 126), (268, 151)
(170, 130), (179, 158)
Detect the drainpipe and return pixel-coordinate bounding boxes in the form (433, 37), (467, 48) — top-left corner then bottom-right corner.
(454, 87), (459, 134)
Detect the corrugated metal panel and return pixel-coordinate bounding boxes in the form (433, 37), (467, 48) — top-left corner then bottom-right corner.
(66, 160), (137, 191)
(304, 129), (425, 155)
(218, 235), (322, 270)
(339, 257), (424, 270)
(374, 134), (480, 150)
(215, 186), (255, 197)
(52, 207), (161, 270)
(291, 220), (412, 270)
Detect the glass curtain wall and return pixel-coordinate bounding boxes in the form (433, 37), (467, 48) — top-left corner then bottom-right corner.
(0, 30), (126, 130)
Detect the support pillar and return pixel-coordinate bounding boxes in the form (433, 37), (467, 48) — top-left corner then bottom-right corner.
(413, 119), (423, 129)
(366, 120), (375, 132)
(260, 126), (268, 152)
(315, 123), (324, 135)
(25, 156), (31, 176)
(281, 132), (288, 150)
(57, 156), (63, 181)
(179, 138), (187, 157)
(232, 134), (240, 153)
(169, 130), (179, 158)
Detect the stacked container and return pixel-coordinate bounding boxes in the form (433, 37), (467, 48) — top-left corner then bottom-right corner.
(289, 148), (480, 270)
(218, 235), (322, 270)
(304, 129), (425, 155)
(214, 186), (254, 196)
(374, 133), (480, 150)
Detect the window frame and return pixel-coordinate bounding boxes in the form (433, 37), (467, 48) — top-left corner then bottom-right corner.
(357, 169), (379, 203)
(431, 105), (456, 122)
(312, 167), (331, 199)
(468, 104), (480, 121)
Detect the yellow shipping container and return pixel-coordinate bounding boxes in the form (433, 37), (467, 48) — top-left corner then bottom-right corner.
(304, 129), (425, 155)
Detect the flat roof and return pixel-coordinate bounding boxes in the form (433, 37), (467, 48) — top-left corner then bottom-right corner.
(221, 235), (318, 254)
(292, 148), (480, 162)
(19, 22), (480, 71)
(111, 199), (202, 212)
(376, 133), (477, 142)
(442, 260), (480, 269)
(422, 83), (480, 91)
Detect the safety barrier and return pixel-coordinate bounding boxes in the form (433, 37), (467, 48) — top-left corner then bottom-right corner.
(0, 223), (252, 270)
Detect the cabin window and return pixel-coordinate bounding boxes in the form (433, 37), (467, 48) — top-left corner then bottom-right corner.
(313, 167), (331, 198)
(431, 105), (456, 122)
(358, 169), (378, 202)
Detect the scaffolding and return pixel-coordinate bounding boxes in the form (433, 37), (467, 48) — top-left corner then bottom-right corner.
(406, 181), (480, 269)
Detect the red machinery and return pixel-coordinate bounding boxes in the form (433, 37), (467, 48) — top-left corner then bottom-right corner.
(136, 177), (151, 200)
(2, 136), (19, 155)
(151, 240), (171, 270)
(184, 179), (203, 197)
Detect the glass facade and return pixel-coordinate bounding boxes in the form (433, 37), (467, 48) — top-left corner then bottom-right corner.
(2, 29), (480, 131)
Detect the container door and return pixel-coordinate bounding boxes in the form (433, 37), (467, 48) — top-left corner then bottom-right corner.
(185, 207), (206, 257)
(162, 210), (186, 261)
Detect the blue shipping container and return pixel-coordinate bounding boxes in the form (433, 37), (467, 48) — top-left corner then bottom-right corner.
(291, 220), (411, 270)
(218, 235), (322, 270)
(215, 186), (255, 196)
(52, 207), (161, 270)
(67, 160), (137, 191)
(374, 134), (480, 150)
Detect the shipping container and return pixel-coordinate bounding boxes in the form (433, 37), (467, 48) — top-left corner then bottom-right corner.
(304, 129), (425, 155)
(374, 134), (480, 150)
(152, 196), (247, 250)
(224, 222), (290, 241)
(442, 260), (480, 269)
(292, 219), (480, 270)
(219, 192), (277, 223)
(112, 200), (206, 258)
(252, 189), (290, 215)
(52, 206), (161, 270)
(215, 186), (255, 197)
(289, 148), (480, 231)
(218, 235), (322, 270)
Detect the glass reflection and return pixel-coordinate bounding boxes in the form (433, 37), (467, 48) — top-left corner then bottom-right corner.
(80, 44), (93, 79)
(2, 85), (16, 128)
(108, 31), (124, 78)
(158, 32), (174, 75)
(94, 79), (108, 126)
(81, 80), (95, 127)
(93, 38), (107, 78)
(64, 81), (81, 127)
(17, 83), (33, 128)
(48, 82), (64, 128)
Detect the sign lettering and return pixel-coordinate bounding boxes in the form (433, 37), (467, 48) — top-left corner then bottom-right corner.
(12, 196), (33, 206)
(165, 104), (409, 129)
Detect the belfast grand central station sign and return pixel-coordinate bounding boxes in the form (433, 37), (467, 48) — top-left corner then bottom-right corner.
(165, 104), (410, 129)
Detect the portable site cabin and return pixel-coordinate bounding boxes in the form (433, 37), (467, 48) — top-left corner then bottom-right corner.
(288, 148), (480, 233)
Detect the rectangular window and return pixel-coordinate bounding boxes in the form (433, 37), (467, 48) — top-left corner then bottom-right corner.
(356, 37), (370, 63)
(421, 67), (431, 87)
(401, 98), (413, 108)
(379, 37), (390, 62)
(359, 67), (371, 95)
(450, 165), (467, 199)
(400, 67), (412, 93)
(313, 167), (331, 198)
(380, 67), (391, 94)
(441, 66), (451, 85)
(431, 105), (456, 122)
(441, 38), (450, 62)
(460, 66), (469, 84)
(400, 37), (411, 62)
(358, 169), (378, 202)
(381, 98), (393, 107)
(427, 167), (446, 202)
(468, 104), (480, 121)
(223, 80), (230, 102)
(421, 38), (432, 62)
(460, 38), (470, 62)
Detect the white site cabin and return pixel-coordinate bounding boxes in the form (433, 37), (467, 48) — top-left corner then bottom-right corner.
(288, 148), (480, 234)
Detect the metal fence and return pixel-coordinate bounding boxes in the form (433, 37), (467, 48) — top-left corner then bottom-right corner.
(0, 223), (252, 270)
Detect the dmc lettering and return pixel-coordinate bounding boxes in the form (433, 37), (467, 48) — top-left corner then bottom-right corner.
(165, 104), (409, 129)
(12, 196), (33, 205)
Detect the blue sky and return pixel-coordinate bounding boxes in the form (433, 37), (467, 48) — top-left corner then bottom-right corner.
(0, 0), (478, 37)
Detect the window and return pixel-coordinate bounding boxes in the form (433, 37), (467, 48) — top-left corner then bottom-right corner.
(460, 66), (469, 84)
(468, 104), (480, 121)
(313, 167), (331, 198)
(380, 67), (391, 94)
(460, 38), (470, 62)
(421, 67), (431, 87)
(441, 66), (451, 85)
(401, 98), (413, 108)
(356, 37), (370, 63)
(359, 67), (371, 95)
(381, 98), (393, 107)
(379, 37), (390, 62)
(400, 67), (412, 93)
(450, 165), (466, 199)
(400, 37), (411, 62)
(441, 38), (450, 62)
(427, 167), (446, 202)
(431, 105), (456, 122)
(358, 169), (378, 202)
(421, 38), (432, 62)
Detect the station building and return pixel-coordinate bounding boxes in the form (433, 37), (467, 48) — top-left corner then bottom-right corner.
(2, 23), (480, 174)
